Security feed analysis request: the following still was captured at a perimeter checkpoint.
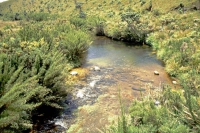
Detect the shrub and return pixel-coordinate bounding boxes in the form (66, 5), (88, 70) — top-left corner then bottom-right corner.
(146, 34), (159, 48)
(153, 9), (161, 16)
(108, 86), (190, 133)
(26, 12), (52, 21)
(1, 12), (23, 21)
(0, 22), (92, 131)
(85, 16), (105, 35)
(0, 53), (48, 132)
(58, 29), (91, 65)
(69, 16), (87, 29)
(18, 23), (54, 44)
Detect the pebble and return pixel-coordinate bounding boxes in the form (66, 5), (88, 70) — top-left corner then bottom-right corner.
(155, 100), (160, 106)
(172, 81), (177, 85)
(154, 71), (159, 75)
(76, 90), (84, 98)
(55, 120), (66, 128)
(70, 71), (78, 76)
(194, 19), (200, 22)
(89, 80), (97, 88)
(107, 68), (114, 70)
(94, 66), (100, 71)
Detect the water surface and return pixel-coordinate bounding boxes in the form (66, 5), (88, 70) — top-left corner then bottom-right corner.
(83, 36), (171, 86)
(36, 36), (174, 133)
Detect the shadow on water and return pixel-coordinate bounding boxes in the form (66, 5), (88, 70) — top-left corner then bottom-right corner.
(34, 36), (174, 133)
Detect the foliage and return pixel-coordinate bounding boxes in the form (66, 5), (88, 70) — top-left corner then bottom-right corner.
(58, 28), (91, 65)
(69, 15), (105, 36)
(0, 53), (46, 132)
(107, 86), (194, 133)
(92, 17), (105, 36)
(17, 23), (54, 44)
(70, 16), (87, 29)
(0, 20), (91, 132)
(26, 12), (55, 21)
(121, 11), (140, 23)
(121, 11), (148, 42)
(146, 34), (159, 49)
(0, 11), (55, 22)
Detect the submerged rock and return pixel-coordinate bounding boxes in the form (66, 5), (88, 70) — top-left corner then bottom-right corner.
(76, 90), (84, 98)
(55, 120), (67, 128)
(94, 66), (100, 71)
(132, 88), (146, 91)
(90, 66), (101, 71)
(89, 80), (97, 88)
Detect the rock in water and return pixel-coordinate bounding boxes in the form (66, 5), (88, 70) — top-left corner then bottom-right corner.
(76, 90), (84, 98)
(89, 80), (97, 88)
(70, 71), (78, 76)
(154, 71), (159, 75)
(132, 88), (146, 91)
(94, 66), (100, 71)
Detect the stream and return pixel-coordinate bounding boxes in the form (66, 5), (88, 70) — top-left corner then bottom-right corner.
(34, 36), (175, 133)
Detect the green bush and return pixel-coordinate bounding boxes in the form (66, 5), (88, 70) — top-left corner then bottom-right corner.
(146, 34), (159, 48)
(86, 16), (105, 35)
(0, 53), (48, 132)
(69, 16), (87, 29)
(0, 21), (92, 132)
(26, 12), (51, 21)
(58, 28), (91, 65)
(1, 12), (23, 21)
(107, 86), (194, 133)
(18, 23), (54, 44)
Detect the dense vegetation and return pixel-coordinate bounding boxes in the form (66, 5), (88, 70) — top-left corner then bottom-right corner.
(0, 0), (200, 132)
(0, 3), (91, 131)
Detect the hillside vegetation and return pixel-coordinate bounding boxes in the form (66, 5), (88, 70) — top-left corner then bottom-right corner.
(0, 0), (200, 132)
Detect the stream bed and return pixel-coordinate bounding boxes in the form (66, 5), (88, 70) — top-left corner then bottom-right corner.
(35, 37), (175, 133)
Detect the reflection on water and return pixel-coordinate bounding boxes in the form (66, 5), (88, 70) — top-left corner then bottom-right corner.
(84, 37), (163, 68)
(82, 36), (171, 86)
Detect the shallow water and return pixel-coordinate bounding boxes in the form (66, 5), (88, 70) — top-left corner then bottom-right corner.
(35, 36), (174, 133)
(83, 36), (171, 86)
(85, 37), (159, 67)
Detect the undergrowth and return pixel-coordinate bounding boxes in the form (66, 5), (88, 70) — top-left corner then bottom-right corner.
(108, 84), (200, 133)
